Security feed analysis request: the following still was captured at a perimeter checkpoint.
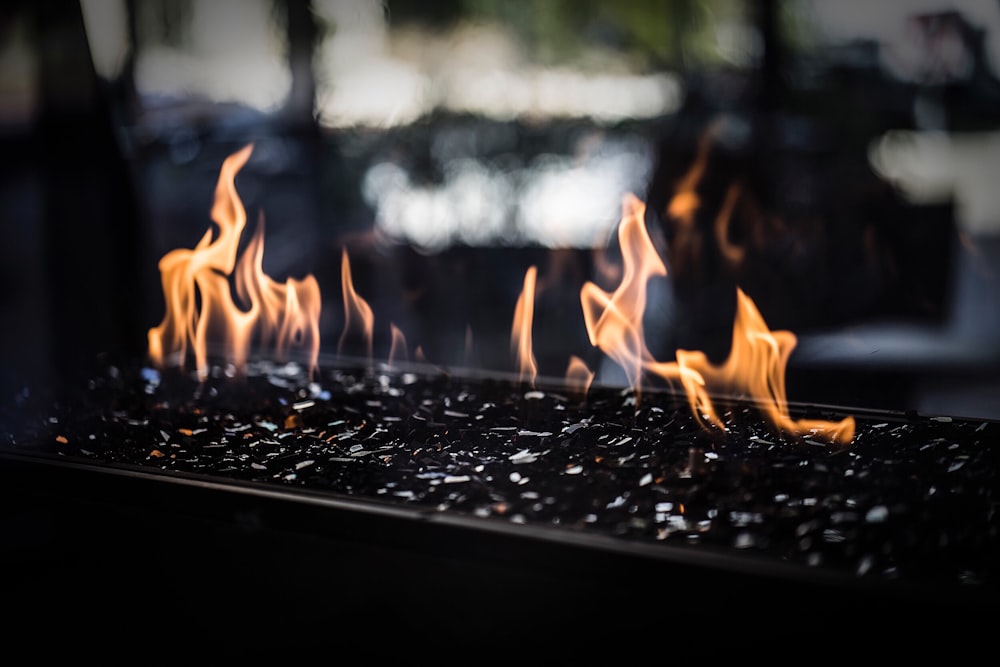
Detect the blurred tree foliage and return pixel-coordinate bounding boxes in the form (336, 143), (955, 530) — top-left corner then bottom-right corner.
(386, 0), (749, 70)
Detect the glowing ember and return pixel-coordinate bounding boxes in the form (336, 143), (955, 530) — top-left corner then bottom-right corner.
(511, 265), (539, 386)
(148, 144), (322, 380)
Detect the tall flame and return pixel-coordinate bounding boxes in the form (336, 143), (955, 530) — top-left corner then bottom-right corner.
(147, 144), (322, 379)
(511, 265), (539, 386)
(580, 193), (666, 391)
(337, 248), (374, 363)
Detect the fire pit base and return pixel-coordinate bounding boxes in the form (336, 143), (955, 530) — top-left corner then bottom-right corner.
(1, 358), (997, 658)
(0, 452), (993, 660)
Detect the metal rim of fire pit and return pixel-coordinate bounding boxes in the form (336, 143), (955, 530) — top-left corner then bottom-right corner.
(2, 438), (991, 609)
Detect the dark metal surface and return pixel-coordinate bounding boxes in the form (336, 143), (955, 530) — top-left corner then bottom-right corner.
(1, 446), (993, 659)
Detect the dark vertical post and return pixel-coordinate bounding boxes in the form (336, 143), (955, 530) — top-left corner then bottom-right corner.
(32, 0), (143, 385)
(281, 0), (320, 129)
(755, 0), (783, 113)
(750, 0), (783, 228)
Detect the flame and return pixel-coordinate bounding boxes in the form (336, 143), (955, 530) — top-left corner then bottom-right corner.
(671, 289), (856, 445)
(581, 191), (854, 445)
(511, 265), (539, 386)
(663, 119), (729, 278)
(580, 193), (666, 390)
(337, 248), (374, 362)
(388, 322), (409, 367)
(565, 355), (595, 395)
(147, 144), (322, 379)
(235, 214), (322, 374)
(714, 182), (746, 269)
(146, 137), (854, 447)
(667, 118), (724, 223)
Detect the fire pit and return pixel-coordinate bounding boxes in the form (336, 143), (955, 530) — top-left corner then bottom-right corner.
(1, 354), (996, 657)
(6, 2), (1000, 660)
(3, 140), (997, 657)
(6, 353), (999, 586)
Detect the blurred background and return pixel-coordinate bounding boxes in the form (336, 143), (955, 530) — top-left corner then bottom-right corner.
(1, 0), (999, 419)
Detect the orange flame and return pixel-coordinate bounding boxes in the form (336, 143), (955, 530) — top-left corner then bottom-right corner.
(388, 322), (409, 367)
(580, 193), (666, 391)
(147, 144), (322, 379)
(581, 191), (854, 445)
(235, 214), (322, 374)
(670, 289), (855, 445)
(666, 119), (720, 224)
(337, 248), (374, 363)
(663, 119), (728, 277)
(565, 355), (595, 395)
(714, 182), (746, 269)
(511, 265), (539, 386)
